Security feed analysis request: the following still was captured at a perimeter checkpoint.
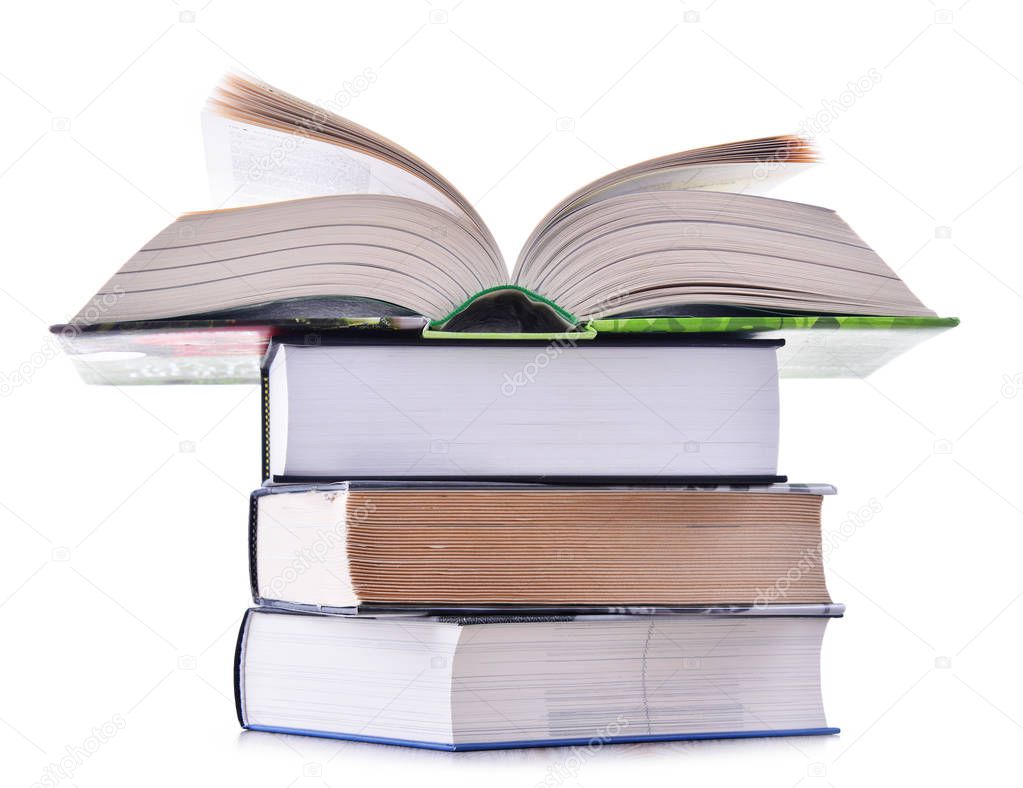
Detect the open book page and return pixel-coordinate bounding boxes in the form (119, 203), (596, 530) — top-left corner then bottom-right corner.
(513, 136), (816, 275)
(72, 194), (503, 324)
(566, 160), (815, 204)
(205, 73), (496, 252)
(512, 190), (935, 321)
(202, 112), (463, 214)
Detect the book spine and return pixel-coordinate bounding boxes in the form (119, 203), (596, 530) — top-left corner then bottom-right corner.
(260, 367), (270, 482)
(248, 492), (260, 604)
(233, 609), (253, 727)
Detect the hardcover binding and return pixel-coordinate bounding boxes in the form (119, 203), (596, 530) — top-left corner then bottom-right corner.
(259, 335), (787, 484)
(232, 609), (251, 727)
(255, 599), (847, 618)
(260, 366), (270, 482)
(51, 315), (958, 385)
(234, 607), (841, 745)
(239, 724), (841, 751)
(269, 474), (789, 485)
(265, 334), (787, 350)
(247, 493), (260, 603)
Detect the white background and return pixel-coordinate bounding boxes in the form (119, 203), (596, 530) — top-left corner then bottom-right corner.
(1, 0), (1020, 785)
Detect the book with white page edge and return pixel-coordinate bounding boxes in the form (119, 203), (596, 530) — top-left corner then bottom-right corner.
(51, 73), (956, 384)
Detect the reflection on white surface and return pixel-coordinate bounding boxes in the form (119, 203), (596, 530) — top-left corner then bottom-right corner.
(236, 728), (838, 768)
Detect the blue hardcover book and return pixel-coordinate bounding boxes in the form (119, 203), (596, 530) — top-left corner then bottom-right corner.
(235, 607), (840, 750)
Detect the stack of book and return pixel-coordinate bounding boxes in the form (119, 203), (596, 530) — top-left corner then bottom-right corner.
(56, 75), (955, 752)
(242, 335), (842, 750)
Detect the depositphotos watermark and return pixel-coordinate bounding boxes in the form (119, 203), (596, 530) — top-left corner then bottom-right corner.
(31, 713), (126, 788)
(500, 290), (629, 397)
(245, 68), (378, 185)
(535, 715), (630, 788)
(262, 495), (376, 599)
(500, 335), (580, 396)
(749, 68), (883, 185)
(796, 68), (883, 139)
(1, 287), (125, 397)
(753, 497), (883, 608)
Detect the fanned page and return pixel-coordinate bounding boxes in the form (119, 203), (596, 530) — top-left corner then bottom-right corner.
(79, 195), (504, 323)
(511, 190), (934, 321)
(202, 112), (461, 216)
(252, 484), (834, 609)
(205, 74), (493, 240)
(68, 73), (938, 331)
(516, 135), (817, 261)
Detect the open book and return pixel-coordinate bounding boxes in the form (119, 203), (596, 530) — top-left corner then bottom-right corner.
(55, 74), (955, 382)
